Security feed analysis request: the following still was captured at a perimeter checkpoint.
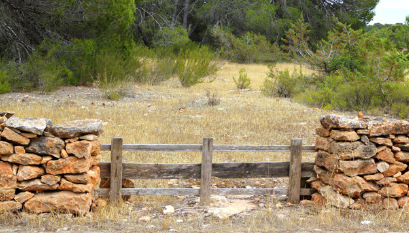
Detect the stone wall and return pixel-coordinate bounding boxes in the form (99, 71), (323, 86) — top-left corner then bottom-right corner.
(0, 112), (102, 214)
(310, 114), (409, 209)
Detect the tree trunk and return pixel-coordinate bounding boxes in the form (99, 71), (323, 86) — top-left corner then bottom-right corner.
(171, 0), (179, 28)
(182, 0), (190, 30)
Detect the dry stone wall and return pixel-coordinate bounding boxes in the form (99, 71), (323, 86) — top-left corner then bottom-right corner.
(311, 114), (409, 209)
(0, 112), (102, 214)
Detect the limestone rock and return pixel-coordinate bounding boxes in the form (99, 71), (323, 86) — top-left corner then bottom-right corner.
(0, 161), (17, 188)
(311, 180), (325, 191)
(320, 186), (355, 208)
(14, 191), (34, 203)
(382, 198), (399, 210)
(41, 156), (52, 164)
(311, 192), (325, 205)
(394, 136), (409, 144)
(382, 161), (407, 177)
(315, 151), (339, 172)
(64, 166), (100, 185)
(339, 159), (377, 177)
(369, 120), (409, 136)
(395, 151), (409, 162)
(330, 141), (376, 160)
(80, 134), (99, 141)
(369, 137), (393, 147)
(0, 141), (13, 156)
(357, 129), (370, 135)
(90, 153), (101, 166)
(320, 115), (368, 129)
(379, 183), (408, 197)
(396, 171), (409, 184)
(396, 143), (409, 152)
(361, 135), (370, 145)
(392, 146), (401, 152)
(61, 149), (68, 158)
(24, 191), (92, 214)
(330, 130), (360, 141)
(315, 137), (332, 152)
(397, 196), (409, 208)
(330, 174), (362, 198)
(1, 127), (30, 145)
(20, 133), (37, 139)
(313, 165), (335, 185)
(0, 201), (22, 212)
(376, 177), (397, 186)
(66, 141), (92, 159)
(45, 156), (91, 175)
(363, 192), (382, 203)
(5, 116), (51, 135)
(1, 153), (42, 165)
(363, 173), (384, 181)
(354, 176), (379, 192)
(90, 140), (101, 156)
(49, 119), (103, 138)
(59, 178), (93, 193)
(26, 136), (64, 158)
(377, 162), (389, 173)
(14, 146), (25, 154)
(17, 165), (45, 181)
(375, 147), (396, 163)
(0, 189), (15, 201)
(41, 175), (61, 186)
(18, 179), (59, 192)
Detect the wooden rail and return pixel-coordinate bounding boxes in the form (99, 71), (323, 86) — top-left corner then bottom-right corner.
(95, 138), (316, 206)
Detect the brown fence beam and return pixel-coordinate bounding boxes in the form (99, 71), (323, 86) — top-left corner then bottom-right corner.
(110, 137), (123, 203)
(288, 138), (303, 204)
(200, 137), (213, 206)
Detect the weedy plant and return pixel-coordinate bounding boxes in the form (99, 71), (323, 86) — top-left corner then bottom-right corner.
(233, 68), (251, 89)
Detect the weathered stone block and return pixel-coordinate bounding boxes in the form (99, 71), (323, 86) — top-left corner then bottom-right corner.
(49, 119), (103, 138)
(45, 156), (91, 175)
(339, 159), (377, 176)
(330, 141), (376, 160)
(330, 130), (360, 141)
(5, 116), (51, 135)
(26, 136), (65, 158)
(17, 165), (45, 181)
(1, 127), (30, 145)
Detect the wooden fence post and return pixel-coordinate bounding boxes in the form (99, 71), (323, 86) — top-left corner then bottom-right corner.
(200, 137), (213, 206)
(110, 137), (123, 203)
(288, 138), (302, 204)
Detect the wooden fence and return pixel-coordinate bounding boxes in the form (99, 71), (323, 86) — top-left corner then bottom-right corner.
(94, 137), (317, 206)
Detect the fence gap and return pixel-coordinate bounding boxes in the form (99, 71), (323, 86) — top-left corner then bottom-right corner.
(110, 137), (123, 203)
(200, 137), (213, 206)
(288, 138), (302, 204)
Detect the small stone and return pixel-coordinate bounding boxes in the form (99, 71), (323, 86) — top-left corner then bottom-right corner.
(0, 189), (15, 201)
(339, 159), (377, 176)
(382, 198), (399, 210)
(5, 116), (52, 135)
(26, 136), (65, 158)
(389, 134), (396, 139)
(369, 137), (393, 147)
(163, 205), (174, 215)
(357, 129), (370, 135)
(379, 183), (408, 197)
(59, 178), (93, 193)
(375, 147), (395, 163)
(1, 127), (30, 145)
(45, 156), (91, 175)
(313, 165), (334, 185)
(394, 136), (409, 144)
(41, 156), (52, 164)
(363, 192), (382, 203)
(376, 177), (397, 186)
(138, 216), (151, 222)
(392, 146), (401, 152)
(66, 141), (92, 159)
(397, 196), (409, 208)
(24, 191), (92, 214)
(80, 134), (99, 141)
(49, 119), (103, 138)
(311, 192), (325, 205)
(361, 135), (370, 145)
(17, 165), (45, 181)
(354, 176), (379, 192)
(311, 180), (325, 191)
(14, 191), (34, 203)
(0, 201), (22, 212)
(41, 175), (61, 186)
(0, 141), (13, 156)
(383, 161), (407, 177)
(0, 161), (17, 188)
(18, 179), (59, 192)
(396, 143), (409, 152)
(61, 149), (68, 158)
(14, 146), (25, 154)
(320, 186), (355, 208)
(330, 141), (376, 160)
(1, 153), (42, 165)
(330, 130), (360, 141)
(377, 162), (390, 173)
(330, 174), (362, 198)
(315, 137), (332, 152)
(393, 172), (402, 178)
(396, 171), (409, 184)
(65, 137), (79, 144)
(364, 173), (384, 181)
(20, 133), (37, 139)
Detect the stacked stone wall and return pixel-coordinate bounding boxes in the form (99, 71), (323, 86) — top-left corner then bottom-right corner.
(311, 114), (409, 209)
(0, 112), (102, 214)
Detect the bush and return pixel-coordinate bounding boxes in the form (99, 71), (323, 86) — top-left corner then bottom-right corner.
(233, 68), (251, 89)
(262, 65), (308, 98)
(176, 46), (218, 87)
(0, 68), (12, 94)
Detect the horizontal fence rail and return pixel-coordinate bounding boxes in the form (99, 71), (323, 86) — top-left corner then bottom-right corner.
(96, 137), (317, 206)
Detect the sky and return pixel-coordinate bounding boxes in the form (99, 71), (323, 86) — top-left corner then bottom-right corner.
(369, 0), (409, 25)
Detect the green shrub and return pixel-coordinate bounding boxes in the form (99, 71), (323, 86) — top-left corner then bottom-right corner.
(262, 65), (307, 98)
(153, 26), (190, 53)
(176, 47), (218, 87)
(0, 69), (12, 94)
(233, 68), (251, 89)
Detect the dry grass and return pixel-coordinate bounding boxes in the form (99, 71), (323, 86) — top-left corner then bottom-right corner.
(1, 61), (407, 232)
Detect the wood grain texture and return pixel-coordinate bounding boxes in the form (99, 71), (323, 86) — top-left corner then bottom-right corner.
(110, 137), (123, 203)
(288, 139), (302, 204)
(98, 161), (316, 179)
(200, 137), (213, 206)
